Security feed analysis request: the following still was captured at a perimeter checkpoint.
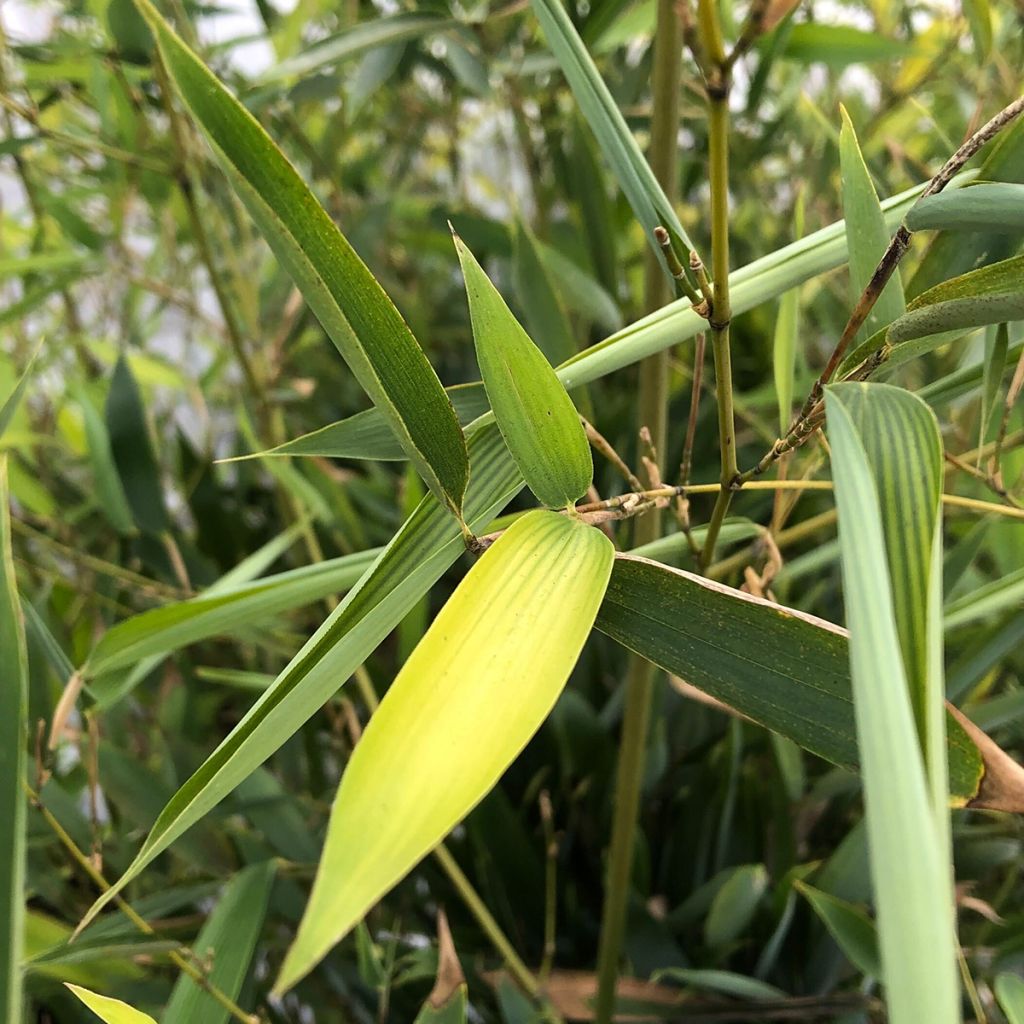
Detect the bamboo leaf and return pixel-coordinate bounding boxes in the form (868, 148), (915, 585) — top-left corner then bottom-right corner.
(528, 0), (693, 270)
(0, 340), (42, 441)
(512, 219), (579, 368)
(825, 384), (944, 791)
(907, 182), (1024, 233)
(84, 547), (380, 679)
(888, 253), (1024, 344)
(839, 107), (905, 339)
(105, 355), (167, 535)
(996, 974), (1024, 1024)
(823, 385), (959, 1024)
(653, 968), (785, 1002)
(258, 13), (455, 83)
(778, 24), (908, 66)
(793, 882), (881, 978)
(275, 509), (613, 991)
(75, 385), (136, 536)
(66, 985), (157, 1024)
(163, 861), (275, 1024)
(704, 865), (769, 949)
(76, 422), (524, 936)
(0, 459), (27, 1024)
(593, 554), (1012, 808)
(773, 195), (803, 433)
(455, 234), (592, 509)
(133, 0), (469, 518)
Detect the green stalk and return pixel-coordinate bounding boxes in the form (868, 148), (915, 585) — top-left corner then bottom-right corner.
(593, 1), (681, 1018)
(697, 2), (737, 569)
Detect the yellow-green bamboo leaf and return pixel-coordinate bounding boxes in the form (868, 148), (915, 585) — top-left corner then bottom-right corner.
(65, 984), (157, 1024)
(454, 235), (592, 509)
(274, 509), (613, 992)
(130, 0), (469, 518)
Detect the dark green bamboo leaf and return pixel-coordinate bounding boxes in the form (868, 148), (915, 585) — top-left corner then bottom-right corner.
(455, 234), (592, 509)
(163, 861), (275, 1024)
(907, 183), (1024, 233)
(133, 0), (469, 518)
(528, 0), (694, 271)
(794, 882), (881, 978)
(0, 459), (27, 1024)
(888, 253), (1024, 344)
(104, 355), (167, 534)
(258, 13), (455, 83)
(593, 554), (999, 807)
(75, 386), (136, 536)
(76, 422), (524, 935)
(839, 108), (905, 339)
(981, 323), (1009, 447)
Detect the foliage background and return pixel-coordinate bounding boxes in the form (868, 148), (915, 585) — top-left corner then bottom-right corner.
(3, 0), (1024, 1019)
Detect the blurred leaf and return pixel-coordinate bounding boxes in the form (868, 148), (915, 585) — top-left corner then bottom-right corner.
(513, 219), (578, 368)
(996, 973), (1024, 1024)
(963, 0), (992, 60)
(84, 546), (379, 678)
(824, 383), (959, 1024)
(163, 861), (275, 1024)
(76, 386), (136, 536)
(259, 13), (455, 83)
(839, 107), (905, 339)
(981, 323), (1009, 448)
(794, 882), (881, 978)
(653, 967), (785, 1001)
(455, 234), (592, 509)
(225, 383), (489, 463)
(105, 355), (167, 534)
(778, 24), (908, 65)
(704, 864), (769, 948)
(0, 459), (27, 1023)
(888, 253), (1024, 344)
(907, 182), (1024, 233)
(594, 555), (994, 806)
(65, 984), (157, 1023)
(77, 422), (524, 934)
(135, 0), (470, 518)
(529, 0), (694, 270)
(945, 566), (1024, 631)
(0, 340), (41, 442)
(275, 510), (613, 991)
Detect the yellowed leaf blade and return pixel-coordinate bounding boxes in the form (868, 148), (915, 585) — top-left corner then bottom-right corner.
(275, 509), (613, 992)
(65, 984), (158, 1024)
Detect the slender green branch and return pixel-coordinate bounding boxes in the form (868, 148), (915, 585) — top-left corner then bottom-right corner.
(696, 11), (738, 569)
